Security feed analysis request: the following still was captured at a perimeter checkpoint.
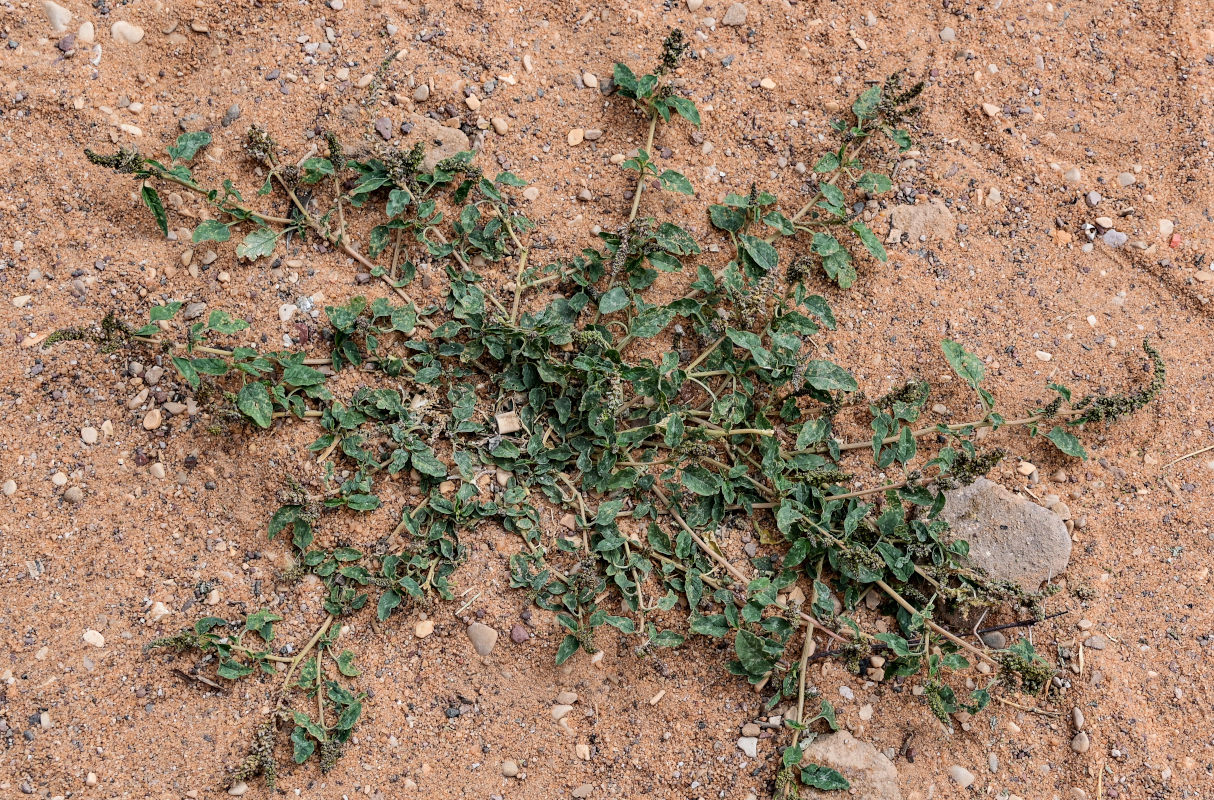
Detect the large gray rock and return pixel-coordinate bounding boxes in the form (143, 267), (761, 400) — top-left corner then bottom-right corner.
(800, 730), (901, 799)
(402, 113), (471, 172)
(940, 478), (1070, 588)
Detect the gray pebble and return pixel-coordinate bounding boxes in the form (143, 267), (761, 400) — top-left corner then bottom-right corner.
(1083, 635), (1107, 650)
(1071, 731), (1090, 754)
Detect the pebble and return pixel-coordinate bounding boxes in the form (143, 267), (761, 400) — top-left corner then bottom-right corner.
(741, 722), (761, 737)
(13, 295), (31, 308)
(939, 26), (956, 42)
(491, 117), (509, 135)
(551, 704), (573, 721)
(42, 0), (72, 32)
(981, 103), (1001, 118)
(143, 409), (163, 430)
(1158, 219), (1174, 236)
(980, 631), (1007, 649)
(110, 21), (144, 44)
(413, 84), (430, 102)
(523, 186), (540, 201)
(148, 601), (171, 622)
(227, 782), (248, 796)
(1071, 731), (1090, 754)
(1072, 707), (1085, 730)
(759, 77), (776, 90)
(858, 704), (874, 721)
(86, 772), (98, 786)
(279, 304), (298, 322)
(572, 785), (593, 798)
(81, 426), (99, 445)
(582, 72), (598, 89)
(949, 765), (976, 788)
(567, 128), (585, 146)
(988, 753), (999, 773)
(1083, 635), (1107, 650)
(466, 622), (498, 655)
(501, 760), (519, 778)
(77, 21), (95, 43)
(1063, 167), (1082, 184)
(1034, 350), (1052, 362)
(1102, 230), (1127, 247)
(2, 479), (16, 496)
(374, 117), (393, 141)
(64, 486), (84, 504)
(737, 736), (758, 758)
(414, 619), (434, 638)
(555, 691), (578, 705)
(509, 623), (529, 643)
(687, 0), (704, 9)
(1117, 172), (1135, 187)
(1085, 191), (1102, 207)
(722, 3), (749, 25)
(83, 629), (105, 648)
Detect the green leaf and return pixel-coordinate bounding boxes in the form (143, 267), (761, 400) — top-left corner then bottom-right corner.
(598, 287), (630, 315)
(236, 227), (278, 261)
(940, 340), (985, 390)
(149, 301), (183, 322)
(555, 633), (580, 665)
(206, 309), (248, 334)
(709, 204), (746, 233)
(726, 328), (774, 369)
(141, 185), (168, 236)
(1044, 425), (1087, 459)
(850, 221), (888, 262)
(688, 614), (729, 638)
(237, 382), (274, 428)
(336, 649), (360, 677)
(244, 609), (283, 641)
(377, 589), (402, 621)
(856, 172), (893, 194)
(300, 157), (335, 184)
(803, 360), (857, 392)
(852, 84), (882, 121)
(194, 616), (227, 635)
(167, 131), (212, 162)
(801, 764), (850, 791)
(762, 211), (796, 236)
(813, 152), (840, 173)
(658, 170), (694, 195)
(738, 234), (778, 273)
(655, 223), (700, 255)
(782, 744), (803, 768)
(291, 726), (316, 763)
(192, 219), (231, 243)
(734, 629), (774, 677)
(293, 710), (326, 741)
(681, 464), (720, 496)
(217, 658), (254, 680)
(612, 63), (638, 96)
(666, 96), (701, 126)
(386, 188), (412, 217)
(171, 356), (200, 390)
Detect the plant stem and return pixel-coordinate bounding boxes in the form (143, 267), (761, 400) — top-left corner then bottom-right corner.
(790, 621), (817, 745)
(628, 114), (660, 223)
(875, 580), (996, 665)
(275, 614), (334, 711)
(155, 171), (295, 226)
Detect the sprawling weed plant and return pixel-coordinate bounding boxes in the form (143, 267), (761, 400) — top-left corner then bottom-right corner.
(84, 33), (1162, 793)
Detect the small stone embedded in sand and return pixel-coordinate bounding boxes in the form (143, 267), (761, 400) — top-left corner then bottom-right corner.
(414, 619), (434, 638)
(111, 21), (145, 43)
(491, 117), (509, 135)
(1071, 731), (1091, 754)
(722, 3), (749, 25)
(83, 629), (105, 647)
(42, 0), (72, 32)
(949, 765), (975, 788)
(737, 736), (758, 757)
(466, 622), (498, 655)
(81, 426), (99, 444)
(939, 26), (956, 42)
(981, 102), (1001, 118)
(143, 408), (163, 430)
(501, 760), (519, 777)
(568, 128), (585, 146)
(551, 704), (574, 721)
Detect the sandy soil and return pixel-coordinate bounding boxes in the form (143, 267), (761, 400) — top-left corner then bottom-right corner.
(2, 0), (1213, 798)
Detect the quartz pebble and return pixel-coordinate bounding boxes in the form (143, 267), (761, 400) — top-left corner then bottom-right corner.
(83, 629), (105, 647)
(551, 704), (573, 721)
(111, 21), (145, 43)
(81, 426), (99, 444)
(737, 736), (758, 758)
(414, 619), (434, 638)
(722, 3), (748, 25)
(501, 760), (519, 777)
(567, 128), (585, 146)
(939, 26), (956, 42)
(949, 765), (976, 788)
